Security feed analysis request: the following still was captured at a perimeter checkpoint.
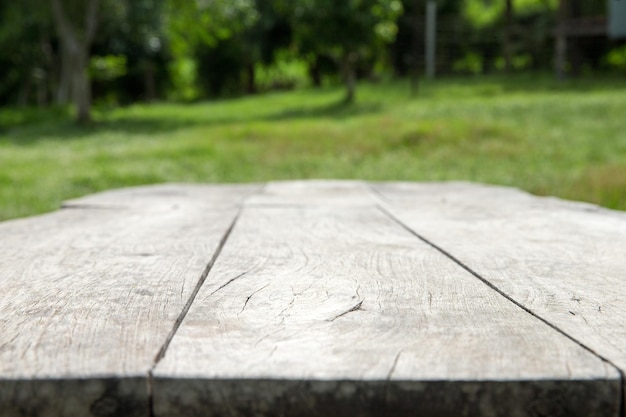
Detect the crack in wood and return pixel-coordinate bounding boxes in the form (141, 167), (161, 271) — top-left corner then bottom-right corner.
(254, 327), (286, 348)
(375, 202), (626, 416)
(239, 283), (270, 315)
(327, 299), (364, 322)
(386, 350), (403, 381)
(209, 269), (251, 299)
(293, 282), (314, 297)
(277, 298), (295, 318)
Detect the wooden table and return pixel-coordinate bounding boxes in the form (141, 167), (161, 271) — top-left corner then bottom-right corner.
(1, 180), (625, 417)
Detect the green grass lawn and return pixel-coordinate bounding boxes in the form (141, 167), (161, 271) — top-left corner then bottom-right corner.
(1, 74), (626, 221)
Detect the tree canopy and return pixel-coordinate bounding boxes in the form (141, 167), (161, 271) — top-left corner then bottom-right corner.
(295, 0), (403, 101)
(0, 0), (619, 120)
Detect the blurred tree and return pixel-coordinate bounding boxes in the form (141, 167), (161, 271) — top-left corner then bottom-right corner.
(165, 0), (258, 99)
(196, 37), (247, 97)
(93, 0), (170, 103)
(391, 0), (465, 83)
(240, 0), (294, 94)
(0, 1), (54, 106)
(127, 0), (166, 101)
(461, 0), (557, 73)
(174, 0), (294, 98)
(554, 0), (567, 79)
(50, 0), (100, 123)
(295, 0), (404, 103)
(166, 0), (257, 56)
(504, 0), (514, 72)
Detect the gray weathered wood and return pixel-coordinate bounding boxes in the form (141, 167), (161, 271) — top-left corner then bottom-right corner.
(246, 180), (377, 207)
(0, 184), (260, 417)
(152, 204), (620, 417)
(2, 181), (624, 417)
(63, 183), (260, 210)
(374, 181), (626, 414)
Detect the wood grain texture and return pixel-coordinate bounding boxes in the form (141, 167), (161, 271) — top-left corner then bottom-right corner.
(63, 183), (259, 210)
(374, 181), (626, 411)
(246, 180), (377, 207)
(0, 184), (260, 417)
(153, 205), (619, 417)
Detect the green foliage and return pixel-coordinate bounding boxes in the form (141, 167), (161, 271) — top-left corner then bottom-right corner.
(294, 0), (403, 101)
(255, 52), (309, 91)
(165, 0), (258, 57)
(0, 0), (53, 104)
(195, 37), (248, 97)
(463, 0), (503, 28)
(604, 46), (626, 70)
(168, 58), (199, 101)
(453, 52), (483, 74)
(0, 0), (615, 107)
(372, 0), (404, 42)
(464, 0), (556, 28)
(89, 55), (128, 81)
(164, 0), (263, 98)
(93, 0), (172, 102)
(495, 54), (533, 71)
(296, 0), (404, 56)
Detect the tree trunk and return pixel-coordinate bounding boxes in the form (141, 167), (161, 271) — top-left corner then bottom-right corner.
(144, 60), (157, 102)
(245, 62), (256, 94)
(40, 31), (56, 106)
(410, 2), (420, 96)
(309, 56), (322, 88)
(72, 49), (91, 123)
(56, 44), (72, 104)
(36, 73), (48, 108)
(410, 65), (419, 97)
(554, 0), (568, 80)
(50, 0), (99, 123)
(17, 78), (31, 107)
(569, 0), (581, 76)
(503, 0), (514, 72)
(341, 52), (357, 104)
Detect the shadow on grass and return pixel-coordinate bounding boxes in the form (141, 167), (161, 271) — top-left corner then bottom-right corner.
(4, 74), (623, 145)
(0, 118), (196, 145)
(264, 100), (383, 121)
(0, 98), (383, 145)
(419, 73), (626, 99)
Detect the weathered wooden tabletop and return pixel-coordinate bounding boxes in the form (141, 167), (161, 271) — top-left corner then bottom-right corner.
(1, 180), (625, 417)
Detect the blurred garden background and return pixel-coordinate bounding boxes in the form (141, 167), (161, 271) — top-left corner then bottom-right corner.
(1, 0), (625, 221)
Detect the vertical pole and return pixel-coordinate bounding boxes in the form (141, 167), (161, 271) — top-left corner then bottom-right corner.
(410, 2), (420, 96)
(609, 0), (626, 39)
(425, 0), (437, 79)
(554, 0), (568, 80)
(504, 0), (513, 72)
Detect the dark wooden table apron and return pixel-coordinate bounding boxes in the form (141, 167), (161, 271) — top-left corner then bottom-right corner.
(1, 181), (625, 417)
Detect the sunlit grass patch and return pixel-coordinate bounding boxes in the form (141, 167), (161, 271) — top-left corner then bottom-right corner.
(1, 74), (626, 221)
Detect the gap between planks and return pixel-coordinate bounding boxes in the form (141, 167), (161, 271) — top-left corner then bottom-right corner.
(145, 183), (269, 417)
(148, 182), (268, 368)
(146, 208), (243, 417)
(373, 198), (626, 417)
(135, 181), (624, 416)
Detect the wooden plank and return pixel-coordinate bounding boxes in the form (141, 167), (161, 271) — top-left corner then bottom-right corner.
(0, 184), (260, 417)
(153, 205), (620, 417)
(246, 180), (377, 207)
(63, 183), (259, 209)
(373, 181), (626, 413)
